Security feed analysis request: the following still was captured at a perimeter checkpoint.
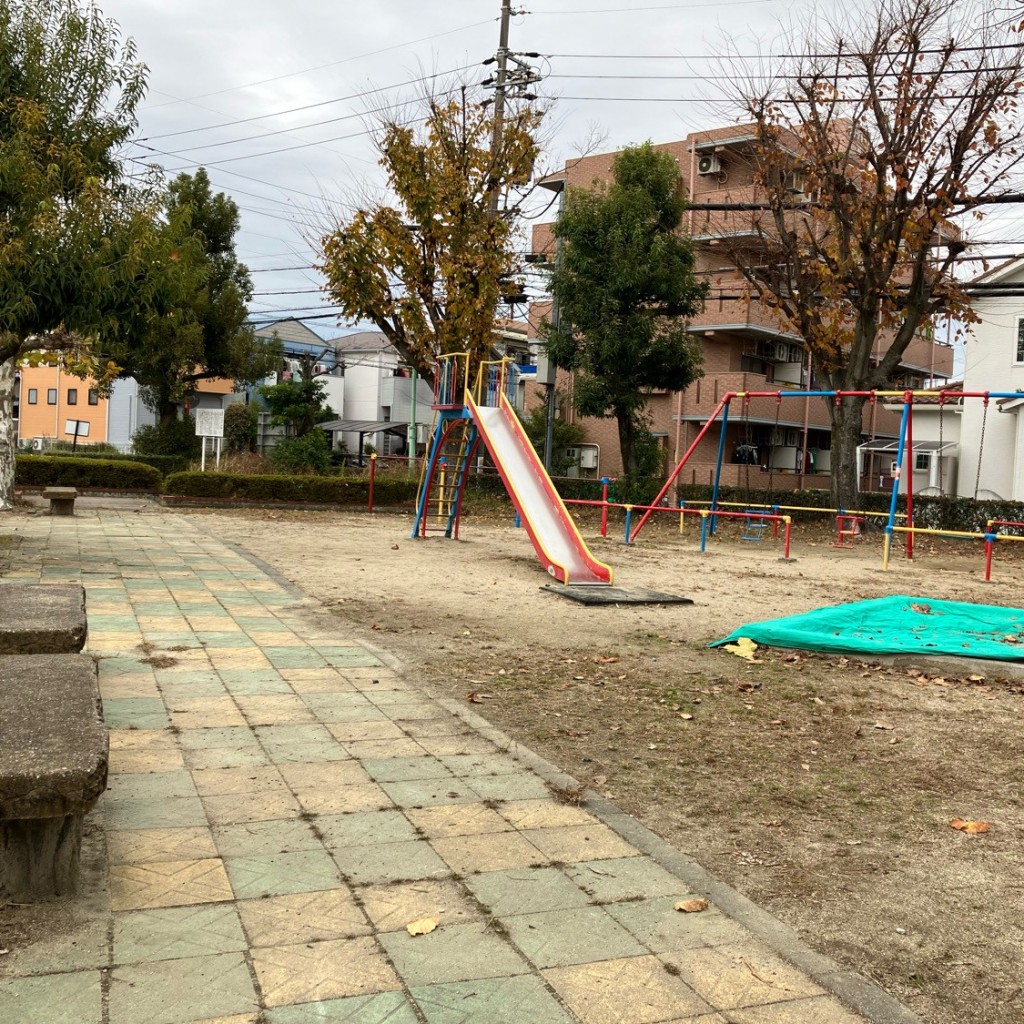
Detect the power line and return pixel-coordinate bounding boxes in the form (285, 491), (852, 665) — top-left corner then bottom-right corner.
(140, 65), (473, 144)
(144, 17), (496, 111)
(542, 41), (1024, 60)
(539, 0), (773, 12)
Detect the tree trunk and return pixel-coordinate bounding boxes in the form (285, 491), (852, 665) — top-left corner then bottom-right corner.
(829, 394), (867, 510)
(0, 358), (16, 511)
(616, 411), (638, 477)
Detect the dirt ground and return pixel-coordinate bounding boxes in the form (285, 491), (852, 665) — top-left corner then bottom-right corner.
(76, 502), (1024, 1021)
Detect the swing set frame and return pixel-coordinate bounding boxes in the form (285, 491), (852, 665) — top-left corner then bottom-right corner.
(630, 388), (1023, 572)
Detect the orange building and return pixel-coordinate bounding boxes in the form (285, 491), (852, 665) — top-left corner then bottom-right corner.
(15, 363), (108, 447)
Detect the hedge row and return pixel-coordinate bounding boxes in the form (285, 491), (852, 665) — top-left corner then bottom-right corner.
(16, 455), (161, 490)
(36, 450), (189, 477)
(162, 472), (419, 506)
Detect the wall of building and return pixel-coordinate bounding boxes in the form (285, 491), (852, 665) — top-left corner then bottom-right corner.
(960, 273), (1024, 499)
(16, 364), (107, 446)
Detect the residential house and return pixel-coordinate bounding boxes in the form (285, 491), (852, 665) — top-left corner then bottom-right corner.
(528, 128), (955, 488)
(15, 364), (107, 449)
(958, 257), (1024, 500)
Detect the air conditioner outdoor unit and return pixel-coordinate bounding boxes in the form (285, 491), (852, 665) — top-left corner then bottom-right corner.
(32, 437), (44, 451)
(786, 429), (801, 447)
(314, 363), (327, 374)
(579, 448), (598, 470)
(771, 342), (791, 362)
(697, 153), (721, 175)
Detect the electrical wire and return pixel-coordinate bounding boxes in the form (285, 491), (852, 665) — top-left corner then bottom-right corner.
(140, 65), (474, 145)
(144, 17), (496, 111)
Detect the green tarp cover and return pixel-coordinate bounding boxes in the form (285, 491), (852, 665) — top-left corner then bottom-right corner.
(712, 596), (1024, 662)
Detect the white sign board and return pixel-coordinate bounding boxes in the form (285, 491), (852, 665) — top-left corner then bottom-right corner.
(64, 419), (90, 437)
(195, 409), (225, 438)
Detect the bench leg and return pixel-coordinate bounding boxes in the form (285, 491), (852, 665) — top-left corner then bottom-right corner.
(0, 813), (84, 899)
(48, 499), (75, 517)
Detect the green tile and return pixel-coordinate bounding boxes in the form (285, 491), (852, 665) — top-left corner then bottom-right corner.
(263, 647), (329, 669)
(131, 602), (182, 616)
(88, 614), (141, 631)
(255, 723), (336, 746)
(103, 795), (209, 831)
(466, 867), (591, 916)
(102, 698), (170, 730)
(463, 774), (550, 802)
(378, 780), (482, 808)
(564, 857), (689, 903)
(325, 651), (383, 668)
(224, 849), (341, 898)
(501, 906), (646, 968)
(157, 677), (227, 698)
(379, 923), (529, 986)
(605, 897), (747, 952)
(154, 670), (220, 687)
(106, 771), (198, 802)
(109, 952), (257, 1024)
(266, 992), (419, 1024)
(220, 674), (293, 695)
(438, 754), (523, 778)
(213, 819), (323, 858)
(194, 631), (256, 648)
(363, 757), (454, 784)
(113, 904), (247, 963)
(317, 811), (418, 848)
(332, 840), (449, 885)
(412, 975), (575, 1024)
(97, 657), (155, 678)
(0, 921), (108, 976)
(264, 741), (351, 764)
(0, 970), (102, 1024)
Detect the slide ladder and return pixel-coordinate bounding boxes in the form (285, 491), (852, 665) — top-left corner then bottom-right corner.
(412, 356), (612, 586)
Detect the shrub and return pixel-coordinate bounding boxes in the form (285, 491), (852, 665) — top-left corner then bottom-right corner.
(162, 472), (419, 506)
(223, 403), (258, 454)
(16, 455), (161, 490)
(133, 417), (201, 459)
(37, 449), (188, 477)
(268, 431), (331, 475)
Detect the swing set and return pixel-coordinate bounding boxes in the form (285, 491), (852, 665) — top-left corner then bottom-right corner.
(629, 388), (1024, 576)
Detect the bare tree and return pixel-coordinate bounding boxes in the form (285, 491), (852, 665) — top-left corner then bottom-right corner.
(715, 0), (1024, 507)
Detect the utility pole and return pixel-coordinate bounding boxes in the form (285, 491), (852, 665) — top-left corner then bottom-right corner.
(488, 0), (513, 215)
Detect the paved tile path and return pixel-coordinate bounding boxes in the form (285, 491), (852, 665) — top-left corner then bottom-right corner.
(0, 510), (888, 1024)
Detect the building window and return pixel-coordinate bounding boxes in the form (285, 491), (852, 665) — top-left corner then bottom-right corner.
(1017, 318), (1024, 363)
(28, 389), (37, 405)
(88, 389), (99, 406)
(47, 388), (57, 405)
(67, 388), (78, 405)
(915, 452), (929, 471)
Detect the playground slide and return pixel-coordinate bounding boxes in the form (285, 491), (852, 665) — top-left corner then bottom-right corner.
(467, 393), (613, 586)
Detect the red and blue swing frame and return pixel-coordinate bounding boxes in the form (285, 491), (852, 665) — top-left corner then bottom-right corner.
(628, 389), (1024, 575)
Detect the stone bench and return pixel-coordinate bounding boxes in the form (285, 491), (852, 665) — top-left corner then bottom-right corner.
(0, 654), (108, 900)
(0, 584), (87, 654)
(41, 486), (78, 516)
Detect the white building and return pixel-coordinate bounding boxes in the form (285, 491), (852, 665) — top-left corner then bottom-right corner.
(959, 258), (1024, 500)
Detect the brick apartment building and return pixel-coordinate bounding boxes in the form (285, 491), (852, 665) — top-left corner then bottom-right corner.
(528, 126), (955, 490)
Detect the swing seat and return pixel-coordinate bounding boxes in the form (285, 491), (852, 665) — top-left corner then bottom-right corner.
(741, 510), (771, 542)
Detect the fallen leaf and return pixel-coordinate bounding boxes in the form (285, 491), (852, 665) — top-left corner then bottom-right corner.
(679, 713), (694, 721)
(968, 674), (986, 682)
(406, 917), (437, 936)
(910, 603), (932, 614)
(949, 819), (989, 835)
(391, 543), (400, 550)
(813, 696), (826, 706)
(594, 655), (620, 664)
(722, 637), (761, 663)
(737, 681), (762, 693)
(674, 898), (710, 913)
(801, 763), (810, 771)
(873, 721), (895, 731)
(466, 692), (493, 703)
(592, 774), (607, 786)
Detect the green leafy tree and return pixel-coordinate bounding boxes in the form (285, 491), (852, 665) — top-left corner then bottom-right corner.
(111, 169), (281, 424)
(0, 0), (158, 508)
(223, 401), (257, 454)
(268, 431), (331, 476)
(544, 143), (707, 476)
(320, 93), (542, 381)
(258, 355), (334, 437)
(519, 398), (584, 476)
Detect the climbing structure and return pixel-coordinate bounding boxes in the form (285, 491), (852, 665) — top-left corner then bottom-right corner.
(412, 355), (613, 586)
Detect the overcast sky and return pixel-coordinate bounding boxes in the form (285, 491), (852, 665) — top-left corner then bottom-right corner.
(101, 0), (1018, 342)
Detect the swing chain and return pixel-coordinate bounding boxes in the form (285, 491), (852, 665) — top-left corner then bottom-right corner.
(973, 395), (989, 501)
